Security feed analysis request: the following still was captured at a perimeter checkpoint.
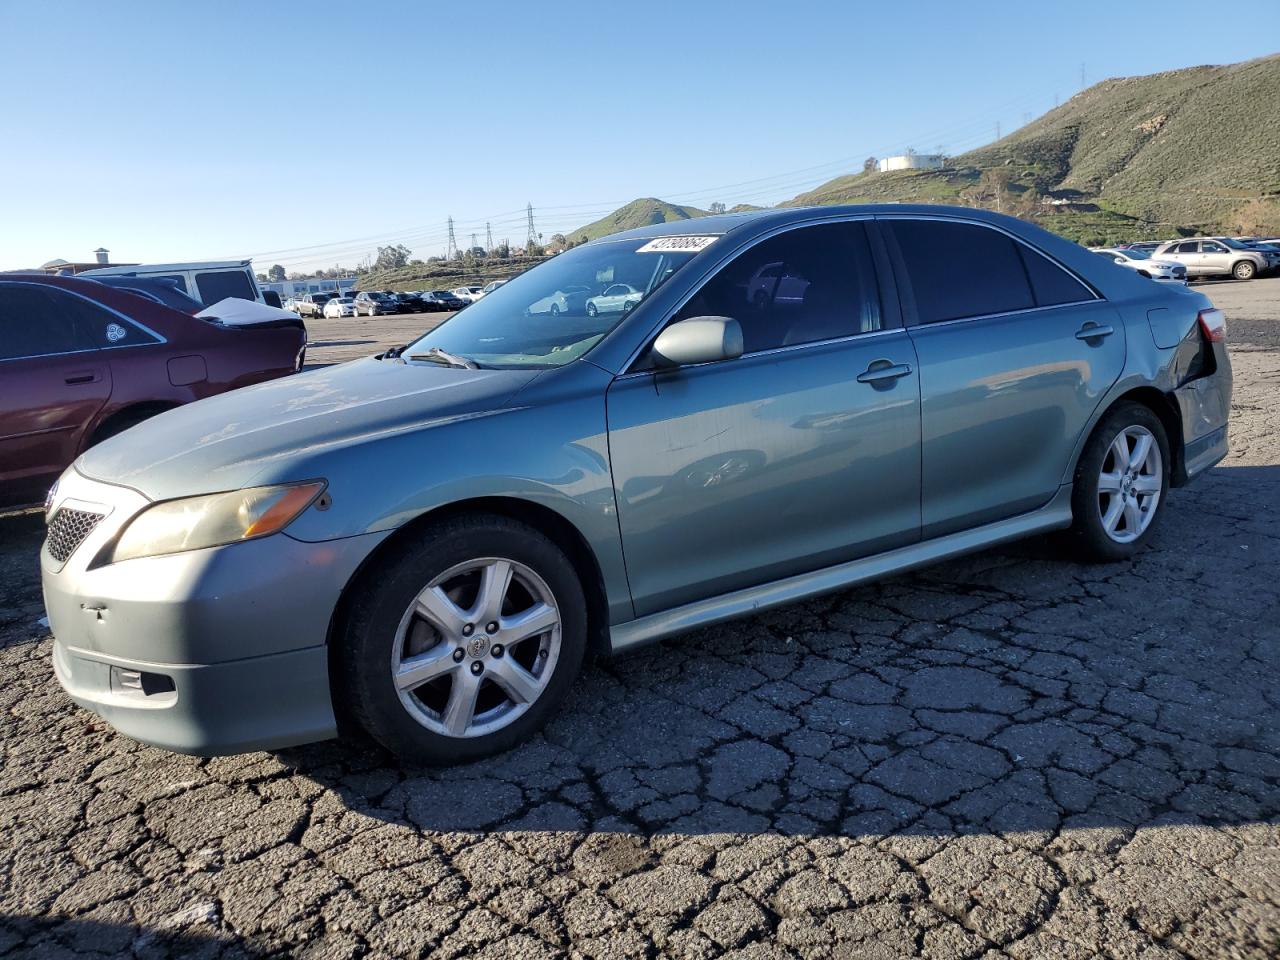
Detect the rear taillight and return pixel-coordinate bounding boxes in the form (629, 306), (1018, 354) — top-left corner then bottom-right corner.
(1198, 308), (1226, 342)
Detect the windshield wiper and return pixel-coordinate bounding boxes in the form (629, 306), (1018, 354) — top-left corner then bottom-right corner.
(406, 347), (480, 370)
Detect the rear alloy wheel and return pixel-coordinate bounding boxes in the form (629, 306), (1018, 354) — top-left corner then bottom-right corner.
(586, 302), (598, 317)
(1233, 260), (1256, 280)
(339, 515), (586, 764)
(1068, 403), (1170, 562)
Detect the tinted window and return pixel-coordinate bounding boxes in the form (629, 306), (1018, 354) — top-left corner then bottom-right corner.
(51, 290), (160, 348)
(0, 285), (94, 360)
(195, 270), (255, 304)
(671, 221), (880, 353)
(1017, 247), (1094, 306)
(887, 219), (1033, 324)
(1175, 241), (1198, 254)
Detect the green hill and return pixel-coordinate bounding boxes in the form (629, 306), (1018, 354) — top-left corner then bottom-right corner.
(787, 54), (1280, 243)
(567, 198), (710, 243)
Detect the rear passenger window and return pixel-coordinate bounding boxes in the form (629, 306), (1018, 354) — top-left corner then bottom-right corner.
(0, 285), (94, 360)
(670, 221), (881, 354)
(195, 270), (255, 305)
(50, 290), (161, 348)
(886, 219), (1034, 324)
(1017, 247), (1095, 306)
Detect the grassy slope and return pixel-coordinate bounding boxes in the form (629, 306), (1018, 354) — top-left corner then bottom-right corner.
(786, 54), (1280, 243)
(567, 198), (710, 242)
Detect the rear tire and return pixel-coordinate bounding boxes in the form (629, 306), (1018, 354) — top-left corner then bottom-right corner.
(337, 514), (587, 765)
(1066, 402), (1170, 562)
(1232, 261), (1256, 280)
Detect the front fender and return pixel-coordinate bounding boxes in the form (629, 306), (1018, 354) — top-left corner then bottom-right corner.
(277, 362), (633, 623)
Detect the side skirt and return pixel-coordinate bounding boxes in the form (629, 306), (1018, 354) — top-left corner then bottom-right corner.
(608, 485), (1074, 654)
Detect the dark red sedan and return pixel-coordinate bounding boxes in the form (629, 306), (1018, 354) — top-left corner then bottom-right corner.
(0, 274), (307, 507)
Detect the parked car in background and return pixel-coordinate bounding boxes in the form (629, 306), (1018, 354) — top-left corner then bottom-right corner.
(0, 274), (306, 508)
(1231, 238), (1280, 272)
(1153, 237), (1269, 280)
(323, 297), (357, 318)
(1120, 241), (1166, 254)
(425, 290), (466, 311)
(38, 206), (1232, 764)
(586, 283), (643, 316)
(296, 293), (335, 318)
(80, 259), (266, 307)
(527, 284), (590, 316)
(394, 292), (426, 313)
(481, 279), (508, 296)
(451, 286), (484, 303)
(354, 291), (398, 316)
(1089, 248), (1186, 283)
(85, 275), (205, 313)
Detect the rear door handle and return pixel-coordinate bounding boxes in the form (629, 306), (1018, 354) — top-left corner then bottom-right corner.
(1075, 323), (1115, 341)
(857, 361), (913, 384)
(64, 371), (101, 385)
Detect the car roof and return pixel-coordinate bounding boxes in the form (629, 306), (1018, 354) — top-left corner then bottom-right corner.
(590, 203), (1074, 244)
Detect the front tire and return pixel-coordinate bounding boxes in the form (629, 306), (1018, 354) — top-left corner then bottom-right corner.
(1067, 403), (1170, 562)
(337, 514), (587, 765)
(1232, 260), (1256, 281)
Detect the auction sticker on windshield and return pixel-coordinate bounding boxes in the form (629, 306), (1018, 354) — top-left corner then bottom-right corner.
(635, 236), (719, 253)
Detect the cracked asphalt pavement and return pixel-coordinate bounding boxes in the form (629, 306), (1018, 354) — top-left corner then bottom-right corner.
(1, 281), (1277, 959)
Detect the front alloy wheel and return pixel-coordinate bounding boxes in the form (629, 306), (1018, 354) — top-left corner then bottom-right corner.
(392, 557), (561, 738)
(338, 514), (587, 764)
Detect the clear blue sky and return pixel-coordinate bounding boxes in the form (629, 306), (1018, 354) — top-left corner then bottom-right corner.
(1, 1), (1273, 272)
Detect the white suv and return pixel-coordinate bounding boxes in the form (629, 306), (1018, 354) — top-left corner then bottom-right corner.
(1153, 238), (1268, 280)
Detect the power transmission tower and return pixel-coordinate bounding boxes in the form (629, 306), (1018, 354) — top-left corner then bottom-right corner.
(995, 121), (1001, 141)
(470, 232), (478, 253)
(525, 203), (537, 249)
(485, 222), (493, 252)
(446, 217), (457, 260)
(1080, 62), (1086, 90)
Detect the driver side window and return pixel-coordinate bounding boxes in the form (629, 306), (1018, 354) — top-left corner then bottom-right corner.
(670, 222), (881, 354)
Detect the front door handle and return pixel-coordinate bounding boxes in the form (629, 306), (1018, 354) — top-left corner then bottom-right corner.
(1075, 323), (1115, 341)
(856, 361), (913, 384)
(64, 371), (101, 385)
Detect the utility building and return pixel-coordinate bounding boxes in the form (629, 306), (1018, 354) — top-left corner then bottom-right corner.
(877, 152), (945, 173)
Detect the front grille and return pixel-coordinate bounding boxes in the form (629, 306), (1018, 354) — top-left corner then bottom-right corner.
(46, 508), (105, 563)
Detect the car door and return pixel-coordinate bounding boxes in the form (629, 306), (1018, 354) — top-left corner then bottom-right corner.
(881, 216), (1124, 539)
(0, 283), (112, 504)
(606, 220), (922, 616)
(1198, 240), (1231, 275)
(1168, 240), (1202, 276)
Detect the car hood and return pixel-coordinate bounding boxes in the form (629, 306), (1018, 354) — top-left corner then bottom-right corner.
(76, 357), (542, 500)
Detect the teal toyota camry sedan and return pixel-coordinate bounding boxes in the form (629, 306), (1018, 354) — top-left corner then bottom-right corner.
(41, 206), (1232, 764)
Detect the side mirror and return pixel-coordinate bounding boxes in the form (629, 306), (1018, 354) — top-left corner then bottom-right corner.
(650, 316), (744, 368)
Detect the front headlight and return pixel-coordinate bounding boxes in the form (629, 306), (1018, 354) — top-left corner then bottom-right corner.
(108, 480), (325, 564)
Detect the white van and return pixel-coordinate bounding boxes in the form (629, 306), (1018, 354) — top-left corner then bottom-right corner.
(79, 259), (264, 307)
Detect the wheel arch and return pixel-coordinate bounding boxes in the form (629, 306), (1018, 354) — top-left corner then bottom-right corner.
(1072, 386), (1186, 488)
(85, 400), (181, 449)
(325, 495), (613, 718)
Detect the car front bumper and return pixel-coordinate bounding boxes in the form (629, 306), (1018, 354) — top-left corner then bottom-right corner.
(41, 469), (390, 755)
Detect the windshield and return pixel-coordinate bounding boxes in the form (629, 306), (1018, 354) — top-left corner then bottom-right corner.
(1123, 248), (1151, 260)
(404, 236), (712, 368)
(1219, 238), (1249, 250)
